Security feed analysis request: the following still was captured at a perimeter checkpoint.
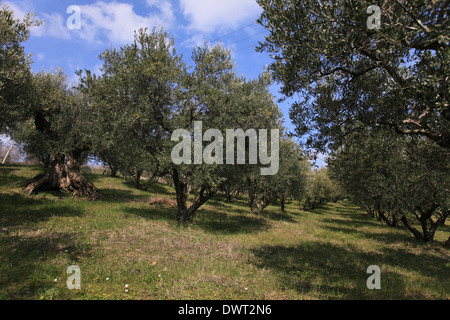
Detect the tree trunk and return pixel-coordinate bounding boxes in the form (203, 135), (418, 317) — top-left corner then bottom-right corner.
(417, 204), (442, 243)
(24, 152), (98, 200)
(184, 188), (216, 223)
(172, 169), (217, 224)
(377, 209), (398, 227)
(109, 164), (118, 177)
(26, 112), (98, 199)
(391, 213), (399, 227)
(24, 154), (65, 194)
(225, 188), (232, 203)
(444, 236), (450, 248)
(280, 194), (286, 213)
(400, 215), (424, 241)
(173, 169), (189, 224)
(135, 170), (142, 190)
(303, 200), (308, 210)
(61, 153), (98, 200)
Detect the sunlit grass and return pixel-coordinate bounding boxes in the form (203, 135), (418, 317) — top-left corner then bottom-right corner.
(0, 164), (448, 300)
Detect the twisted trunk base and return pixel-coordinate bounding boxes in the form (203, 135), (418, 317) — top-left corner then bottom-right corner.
(24, 154), (98, 200)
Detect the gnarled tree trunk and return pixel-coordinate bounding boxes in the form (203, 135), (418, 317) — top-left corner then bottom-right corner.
(24, 149), (98, 200)
(24, 154), (66, 194)
(61, 152), (98, 200)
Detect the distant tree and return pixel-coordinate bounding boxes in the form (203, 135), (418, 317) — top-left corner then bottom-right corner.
(271, 138), (309, 213)
(302, 167), (340, 210)
(98, 148), (120, 177)
(219, 167), (242, 203)
(328, 129), (449, 242)
(256, 0), (449, 152)
(242, 138), (309, 216)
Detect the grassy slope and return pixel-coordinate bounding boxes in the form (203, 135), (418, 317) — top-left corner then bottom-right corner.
(0, 164), (449, 300)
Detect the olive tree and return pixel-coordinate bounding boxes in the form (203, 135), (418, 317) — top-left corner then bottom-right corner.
(256, 0), (449, 151)
(328, 129), (449, 242)
(12, 70), (98, 199)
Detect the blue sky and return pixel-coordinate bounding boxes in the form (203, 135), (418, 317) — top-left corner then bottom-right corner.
(3, 0), (325, 166)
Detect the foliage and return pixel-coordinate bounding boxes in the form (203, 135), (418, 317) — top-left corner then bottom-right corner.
(246, 138), (309, 215)
(9, 70), (98, 198)
(0, 2), (41, 131)
(78, 28), (183, 188)
(256, 0), (449, 151)
(79, 28), (284, 223)
(0, 2), (42, 132)
(12, 70), (92, 162)
(302, 167), (343, 210)
(328, 129), (449, 242)
(166, 44), (283, 223)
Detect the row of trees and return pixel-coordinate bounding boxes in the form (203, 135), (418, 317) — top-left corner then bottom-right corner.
(328, 130), (448, 243)
(7, 1), (445, 244)
(256, 0), (449, 242)
(1, 4), (340, 224)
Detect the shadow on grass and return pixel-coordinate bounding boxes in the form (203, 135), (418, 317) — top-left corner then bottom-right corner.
(194, 209), (270, 235)
(262, 209), (298, 223)
(124, 206), (177, 223)
(122, 191), (280, 234)
(209, 195), (300, 223)
(307, 201), (363, 216)
(198, 197), (296, 233)
(250, 241), (449, 299)
(0, 173), (30, 188)
(0, 231), (91, 299)
(124, 205), (271, 235)
(321, 205), (449, 245)
(0, 165), (42, 189)
(321, 215), (389, 229)
(120, 180), (174, 195)
(0, 193), (83, 227)
(84, 173), (118, 184)
(322, 225), (413, 245)
(146, 182), (174, 195)
(439, 223), (450, 234)
(99, 188), (150, 204)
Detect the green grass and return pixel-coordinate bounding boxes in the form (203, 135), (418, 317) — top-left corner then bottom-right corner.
(0, 164), (449, 300)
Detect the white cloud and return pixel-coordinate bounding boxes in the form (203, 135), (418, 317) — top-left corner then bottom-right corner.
(77, 1), (175, 44)
(37, 12), (71, 39)
(5, 1), (175, 45)
(179, 0), (262, 33)
(181, 34), (207, 49)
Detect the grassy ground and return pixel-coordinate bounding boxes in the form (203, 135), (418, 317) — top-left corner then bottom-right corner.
(0, 164), (449, 300)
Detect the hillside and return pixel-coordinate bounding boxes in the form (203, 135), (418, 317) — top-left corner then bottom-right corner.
(0, 165), (449, 300)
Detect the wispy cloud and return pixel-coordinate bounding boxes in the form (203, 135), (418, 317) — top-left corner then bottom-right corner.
(38, 12), (71, 39)
(5, 0), (176, 45)
(77, 1), (175, 44)
(179, 0), (262, 34)
(180, 34), (207, 49)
